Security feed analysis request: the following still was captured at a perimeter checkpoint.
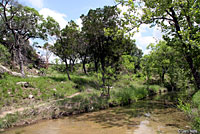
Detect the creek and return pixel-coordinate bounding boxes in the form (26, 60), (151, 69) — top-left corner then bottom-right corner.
(2, 92), (190, 134)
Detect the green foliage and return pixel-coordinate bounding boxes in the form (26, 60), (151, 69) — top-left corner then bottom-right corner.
(51, 61), (66, 73)
(80, 6), (143, 93)
(178, 96), (200, 131)
(0, 114), (19, 129)
(0, 44), (10, 64)
(110, 86), (148, 105)
(193, 91), (200, 110)
(27, 64), (33, 69)
(178, 99), (192, 116)
(58, 92), (109, 112)
(193, 116), (200, 132)
(149, 85), (164, 93)
(121, 55), (135, 73)
(116, 0), (200, 89)
(0, 73), (78, 107)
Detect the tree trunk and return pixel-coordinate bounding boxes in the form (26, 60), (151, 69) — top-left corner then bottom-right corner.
(45, 56), (49, 69)
(72, 59), (75, 72)
(185, 54), (200, 90)
(160, 67), (165, 85)
(17, 46), (25, 77)
(82, 59), (87, 75)
(94, 56), (99, 72)
(169, 8), (200, 90)
(10, 49), (16, 69)
(69, 59), (72, 72)
(64, 60), (71, 80)
(107, 85), (110, 96)
(101, 58), (105, 86)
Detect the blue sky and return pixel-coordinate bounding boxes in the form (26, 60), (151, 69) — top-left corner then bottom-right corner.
(18, 0), (162, 62)
(19, 0), (116, 20)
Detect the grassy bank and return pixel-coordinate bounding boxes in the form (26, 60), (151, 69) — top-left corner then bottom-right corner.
(177, 89), (200, 132)
(0, 68), (167, 130)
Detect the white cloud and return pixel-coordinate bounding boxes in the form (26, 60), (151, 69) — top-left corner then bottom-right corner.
(153, 26), (163, 41)
(143, 49), (151, 55)
(117, 3), (164, 55)
(37, 8), (68, 63)
(26, 0), (44, 9)
(49, 54), (60, 64)
(76, 18), (83, 29)
(39, 8), (68, 29)
(133, 24), (163, 54)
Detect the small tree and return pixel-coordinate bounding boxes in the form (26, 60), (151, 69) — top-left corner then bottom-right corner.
(43, 42), (52, 69)
(51, 21), (79, 80)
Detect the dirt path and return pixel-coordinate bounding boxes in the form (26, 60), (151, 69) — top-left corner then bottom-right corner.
(0, 92), (81, 119)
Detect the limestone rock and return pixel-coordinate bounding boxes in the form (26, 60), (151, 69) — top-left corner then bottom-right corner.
(16, 82), (30, 88)
(28, 94), (34, 99)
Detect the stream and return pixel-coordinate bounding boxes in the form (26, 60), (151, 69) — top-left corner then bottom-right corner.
(2, 92), (190, 134)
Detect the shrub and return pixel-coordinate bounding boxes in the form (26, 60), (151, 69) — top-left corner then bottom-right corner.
(0, 44), (10, 64)
(0, 114), (19, 129)
(192, 91), (200, 110)
(110, 86), (148, 105)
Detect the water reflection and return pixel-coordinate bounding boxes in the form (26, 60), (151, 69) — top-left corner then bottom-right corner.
(2, 92), (190, 134)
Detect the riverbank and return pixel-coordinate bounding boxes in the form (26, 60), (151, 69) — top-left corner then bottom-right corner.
(1, 92), (191, 134)
(0, 71), (167, 131)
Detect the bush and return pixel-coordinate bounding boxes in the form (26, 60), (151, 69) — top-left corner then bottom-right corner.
(0, 114), (19, 129)
(58, 92), (109, 112)
(0, 44), (10, 64)
(193, 91), (200, 110)
(110, 86), (148, 105)
(178, 98), (200, 132)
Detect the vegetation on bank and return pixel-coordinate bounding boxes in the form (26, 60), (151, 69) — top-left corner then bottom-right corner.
(0, 0), (200, 132)
(0, 65), (167, 130)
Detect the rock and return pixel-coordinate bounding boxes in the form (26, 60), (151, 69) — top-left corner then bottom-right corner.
(27, 75), (39, 78)
(52, 88), (57, 91)
(11, 72), (23, 77)
(185, 125), (190, 128)
(144, 113), (151, 117)
(86, 88), (93, 93)
(28, 94), (34, 99)
(16, 82), (29, 88)
(0, 64), (11, 74)
(89, 106), (94, 111)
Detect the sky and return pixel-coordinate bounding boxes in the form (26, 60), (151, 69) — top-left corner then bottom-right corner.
(18, 0), (163, 62)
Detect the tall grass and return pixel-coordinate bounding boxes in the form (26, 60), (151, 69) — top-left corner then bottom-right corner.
(0, 73), (78, 108)
(110, 86), (148, 105)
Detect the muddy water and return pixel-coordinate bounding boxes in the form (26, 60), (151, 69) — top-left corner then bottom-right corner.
(3, 93), (190, 134)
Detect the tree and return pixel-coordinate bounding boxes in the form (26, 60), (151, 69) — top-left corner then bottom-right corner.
(40, 16), (61, 69)
(142, 41), (190, 90)
(51, 20), (79, 80)
(116, 0), (200, 90)
(81, 6), (122, 73)
(81, 6), (143, 95)
(81, 6), (121, 91)
(43, 42), (52, 69)
(147, 41), (171, 84)
(76, 31), (89, 74)
(0, 1), (47, 76)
